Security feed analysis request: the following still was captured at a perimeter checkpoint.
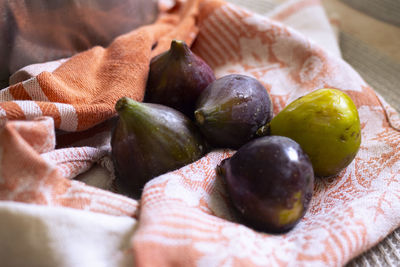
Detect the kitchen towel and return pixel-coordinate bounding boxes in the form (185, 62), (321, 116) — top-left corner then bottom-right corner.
(0, 0), (399, 266)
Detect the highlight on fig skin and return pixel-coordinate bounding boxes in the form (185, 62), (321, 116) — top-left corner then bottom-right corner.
(269, 88), (361, 177)
(111, 96), (207, 199)
(194, 74), (273, 149)
(217, 135), (314, 234)
(144, 39), (216, 119)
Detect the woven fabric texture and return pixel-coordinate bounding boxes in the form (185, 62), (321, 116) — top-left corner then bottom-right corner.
(0, 0), (399, 266)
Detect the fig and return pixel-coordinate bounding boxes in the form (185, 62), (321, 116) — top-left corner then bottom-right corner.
(217, 136), (314, 233)
(144, 39), (216, 118)
(194, 74), (273, 149)
(111, 97), (207, 198)
(269, 88), (361, 177)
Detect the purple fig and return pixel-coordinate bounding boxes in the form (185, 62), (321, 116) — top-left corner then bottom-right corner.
(111, 97), (207, 198)
(217, 135), (314, 233)
(194, 74), (273, 149)
(144, 40), (216, 118)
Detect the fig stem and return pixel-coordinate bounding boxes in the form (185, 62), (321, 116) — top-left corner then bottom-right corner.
(115, 97), (130, 112)
(170, 39), (189, 58)
(194, 110), (205, 125)
(256, 123), (271, 137)
(115, 96), (141, 115)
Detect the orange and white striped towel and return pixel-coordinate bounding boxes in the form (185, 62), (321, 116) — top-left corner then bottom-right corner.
(0, 0), (399, 266)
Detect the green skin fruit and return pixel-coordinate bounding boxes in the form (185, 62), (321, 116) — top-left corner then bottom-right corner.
(111, 97), (207, 198)
(269, 88), (361, 177)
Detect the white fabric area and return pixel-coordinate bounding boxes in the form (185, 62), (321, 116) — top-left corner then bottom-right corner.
(0, 202), (136, 267)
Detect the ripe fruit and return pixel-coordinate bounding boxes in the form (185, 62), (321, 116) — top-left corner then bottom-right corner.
(111, 97), (206, 198)
(217, 136), (314, 233)
(270, 88), (361, 177)
(144, 39), (215, 118)
(195, 74), (273, 149)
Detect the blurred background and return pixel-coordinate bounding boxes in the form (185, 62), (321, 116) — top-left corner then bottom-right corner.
(227, 0), (400, 114)
(1, 0), (398, 114)
(0, 0), (159, 88)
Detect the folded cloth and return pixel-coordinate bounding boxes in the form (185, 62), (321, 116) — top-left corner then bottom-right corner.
(0, 0), (399, 266)
(0, 0), (198, 131)
(0, 0), (159, 88)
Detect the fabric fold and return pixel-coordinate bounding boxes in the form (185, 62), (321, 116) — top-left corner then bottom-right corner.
(0, 0), (399, 266)
(0, 0), (200, 131)
(0, 116), (139, 217)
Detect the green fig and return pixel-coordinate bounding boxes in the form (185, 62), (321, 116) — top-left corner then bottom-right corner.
(194, 74), (273, 149)
(217, 136), (314, 233)
(111, 97), (207, 198)
(144, 40), (216, 118)
(269, 88), (361, 177)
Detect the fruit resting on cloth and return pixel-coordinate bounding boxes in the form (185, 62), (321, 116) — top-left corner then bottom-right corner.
(270, 88), (361, 177)
(195, 74), (273, 149)
(217, 135), (314, 233)
(111, 97), (207, 198)
(145, 40), (215, 118)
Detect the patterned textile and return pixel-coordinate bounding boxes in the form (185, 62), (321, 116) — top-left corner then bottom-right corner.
(0, 0), (399, 266)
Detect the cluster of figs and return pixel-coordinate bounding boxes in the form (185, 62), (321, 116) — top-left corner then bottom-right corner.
(111, 40), (361, 233)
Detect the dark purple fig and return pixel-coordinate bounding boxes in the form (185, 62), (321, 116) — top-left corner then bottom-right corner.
(111, 97), (207, 198)
(194, 74), (273, 149)
(144, 39), (216, 118)
(217, 136), (314, 233)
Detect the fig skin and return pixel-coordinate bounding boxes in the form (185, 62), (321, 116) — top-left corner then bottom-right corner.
(217, 136), (314, 233)
(194, 74), (273, 149)
(144, 40), (216, 118)
(111, 97), (207, 198)
(269, 88), (361, 177)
